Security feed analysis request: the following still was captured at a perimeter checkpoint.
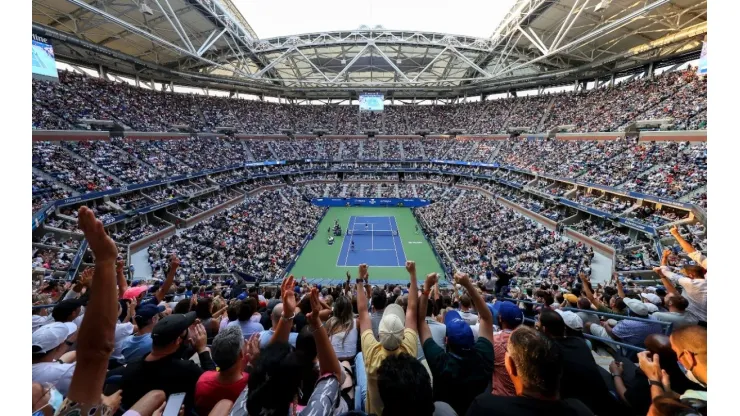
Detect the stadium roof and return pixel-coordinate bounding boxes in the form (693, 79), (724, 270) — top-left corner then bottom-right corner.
(32, 0), (706, 99)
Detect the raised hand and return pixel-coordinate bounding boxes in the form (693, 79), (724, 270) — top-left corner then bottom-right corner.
(244, 333), (261, 363)
(79, 267), (94, 287)
(306, 287), (322, 329)
(281, 275), (297, 316)
(405, 260), (416, 275)
(358, 264), (368, 279)
(78, 206), (118, 264)
(169, 254), (181, 270)
(189, 323), (208, 353)
(424, 272), (438, 291)
(454, 271), (471, 288)
(116, 259), (125, 274)
(669, 226), (680, 237)
(637, 351), (662, 382)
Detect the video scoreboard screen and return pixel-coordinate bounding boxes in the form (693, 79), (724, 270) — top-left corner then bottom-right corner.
(359, 93), (384, 111)
(32, 33), (59, 82)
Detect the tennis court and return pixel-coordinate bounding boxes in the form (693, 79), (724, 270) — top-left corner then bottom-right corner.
(288, 207), (444, 283)
(336, 215), (407, 267)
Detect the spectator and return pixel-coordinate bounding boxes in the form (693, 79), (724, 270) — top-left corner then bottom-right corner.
(419, 272), (494, 415)
(492, 301), (524, 397)
(356, 262), (419, 415)
(228, 299), (265, 339)
(325, 295), (359, 361)
(32, 322), (78, 396)
(537, 309), (624, 415)
(466, 327), (594, 415)
(585, 298), (664, 348)
(370, 288), (388, 338)
(257, 303), (298, 348)
(117, 312), (217, 412)
(194, 326), (253, 415)
(121, 303), (165, 363)
(377, 352), (457, 416)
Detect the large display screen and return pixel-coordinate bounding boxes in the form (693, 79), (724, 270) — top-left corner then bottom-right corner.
(32, 33), (59, 81)
(359, 93), (384, 111)
(697, 40), (707, 75)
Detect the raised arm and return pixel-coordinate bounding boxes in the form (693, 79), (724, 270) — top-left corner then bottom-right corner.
(67, 207), (118, 405)
(306, 287), (342, 380)
(417, 273), (437, 344)
(615, 274), (626, 299)
(405, 261), (418, 334)
(652, 268), (680, 296)
(579, 273), (605, 309)
(669, 226), (697, 255)
(660, 249), (672, 267)
(271, 276), (296, 345)
(356, 264), (372, 334)
(116, 259), (128, 299)
(153, 255), (179, 302)
(457, 272), (493, 343)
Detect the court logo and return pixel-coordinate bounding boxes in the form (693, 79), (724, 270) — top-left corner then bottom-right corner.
(369, 199), (376, 204)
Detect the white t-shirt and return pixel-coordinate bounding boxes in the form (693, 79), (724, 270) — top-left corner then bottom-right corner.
(32, 362), (76, 396)
(459, 310), (479, 326)
(328, 322), (358, 359)
(111, 322), (135, 362)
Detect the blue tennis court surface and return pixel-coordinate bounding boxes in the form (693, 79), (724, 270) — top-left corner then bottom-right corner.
(337, 216), (407, 267)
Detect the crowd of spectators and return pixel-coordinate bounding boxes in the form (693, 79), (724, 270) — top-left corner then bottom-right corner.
(31, 178), (708, 416)
(34, 68), (707, 135)
(149, 190), (322, 280)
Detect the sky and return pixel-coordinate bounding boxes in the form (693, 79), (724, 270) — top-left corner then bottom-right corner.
(230, 0), (518, 39)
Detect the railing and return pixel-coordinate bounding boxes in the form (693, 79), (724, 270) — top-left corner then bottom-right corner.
(503, 298), (673, 335)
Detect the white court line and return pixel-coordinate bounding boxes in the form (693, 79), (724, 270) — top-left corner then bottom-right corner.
(337, 216), (354, 267)
(389, 216), (401, 266)
(392, 216), (408, 265)
(371, 223), (374, 251)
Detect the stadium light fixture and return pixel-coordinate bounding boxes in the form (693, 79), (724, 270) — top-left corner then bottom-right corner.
(140, 1), (154, 16)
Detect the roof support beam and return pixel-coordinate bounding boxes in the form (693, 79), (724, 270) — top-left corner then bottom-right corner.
(369, 43), (412, 83)
(65, 0), (251, 77)
(492, 0), (670, 77)
(331, 44), (370, 82)
(197, 28), (227, 56)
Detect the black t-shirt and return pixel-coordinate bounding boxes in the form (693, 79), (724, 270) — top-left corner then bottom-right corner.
(554, 337), (625, 416)
(423, 337), (494, 416)
(119, 351), (216, 412)
(466, 394), (594, 416)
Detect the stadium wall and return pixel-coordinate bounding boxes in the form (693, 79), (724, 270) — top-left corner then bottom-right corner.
(638, 130), (707, 142)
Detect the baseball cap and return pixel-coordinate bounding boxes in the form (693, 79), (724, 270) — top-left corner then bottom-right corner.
(623, 298), (650, 317)
(444, 310), (475, 350)
(51, 298), (84, 323)
(134, 303), (166, 327)
(151, 311), (198, 347)
(32, 315), (54, 332)
(32, 322), (77, 354)
(123, 286), (149, 300)
(564, 294), (578, 304)
(498, 301), (523, 328)
(640, 293), (662, 305)
(555, 310), (583, 331)
(378, 304), (406, 350)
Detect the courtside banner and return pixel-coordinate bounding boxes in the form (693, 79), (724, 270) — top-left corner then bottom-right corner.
(311, 197), (431, 208)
